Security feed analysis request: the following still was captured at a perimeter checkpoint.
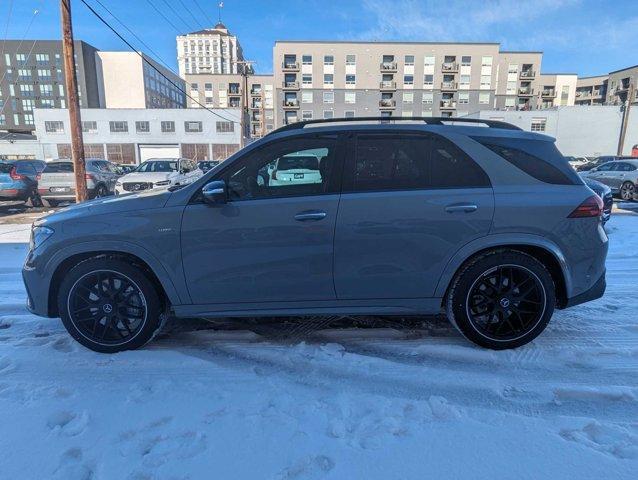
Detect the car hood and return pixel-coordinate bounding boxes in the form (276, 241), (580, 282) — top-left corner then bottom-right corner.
(118, 171), (177, 183)
(35, 188), (172, 228)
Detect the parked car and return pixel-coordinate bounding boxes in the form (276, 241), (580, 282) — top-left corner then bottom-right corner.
(268, 154), (323, 187)
(197, 160), (220, 173)
(23, 117), (608, 353)
(565, 156), (589, 169)
(114, 158), (201, 195)
(583, 178), (612, 223)
(576, 155), (633, 172)
(115, 164), (137, 175)
(0, 160), (42, 205)
(581, 159), (638, 200)
(38, 159), (120, 206)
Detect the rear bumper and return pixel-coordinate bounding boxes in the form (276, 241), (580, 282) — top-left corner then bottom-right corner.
(0, 188), (29, 199)
(563, 270), (606, 308)
(39, 187), (97, 200)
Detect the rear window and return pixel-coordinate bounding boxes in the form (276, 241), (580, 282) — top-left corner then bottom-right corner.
(472, 137), (579, 185)
(277, 155), (320, 171)
(43, 162), (74, 173)
(0, 163), (14, 174)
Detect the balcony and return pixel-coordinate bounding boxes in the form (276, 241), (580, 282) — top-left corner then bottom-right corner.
(442, 62), (458, 72)
(541, 89), (556, 98)
(283, 99), (299, 109)
(441, 81), (458, 91)
(379, 80), (397, 91)
(282, 61), (300, 71)
(250, 102), (262, 110)
(518, 87), (534, 96)
(250, 89), (262, 96)
(440, 100), (457, 109)
(379, 99), (396, 109)
(575, 90), (589, 98)
(227, 88), (242, 96)
(520, 70), (535, 79)
(380, 62), (397, 72)
(282, 81), (299, 90)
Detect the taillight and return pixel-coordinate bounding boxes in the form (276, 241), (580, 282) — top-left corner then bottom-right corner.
(568, 195), (603, 218)
(9, 167), (25, 181)
(36, 173), (41, 181)
(85, 173), (95, 181)
(271, 169), (278, 180)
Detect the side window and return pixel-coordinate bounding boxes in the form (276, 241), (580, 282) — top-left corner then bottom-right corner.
(15, 162), (36, 176)
(597, 163), (615, 171)
(353, 135), (429, 192)
(223, 137), (338, 201)
(430, 137), (490, 188)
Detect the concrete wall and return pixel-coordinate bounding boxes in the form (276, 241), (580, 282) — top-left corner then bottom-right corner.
(472, 106), (638, 157)
(96, 52), (146, 108)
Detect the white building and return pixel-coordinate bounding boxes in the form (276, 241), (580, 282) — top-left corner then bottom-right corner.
(176, 23), (245, 77)
(33, 108), (242, 164)
(96, 52), (186, 109)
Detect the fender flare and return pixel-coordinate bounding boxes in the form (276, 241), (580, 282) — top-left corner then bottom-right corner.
(434, 233), (572, 298)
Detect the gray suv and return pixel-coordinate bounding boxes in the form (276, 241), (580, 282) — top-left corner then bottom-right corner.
(22, 117), (608, 353)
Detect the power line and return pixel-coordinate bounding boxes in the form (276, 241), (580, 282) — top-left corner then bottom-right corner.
(143, 0), (181, 33)
(0, 0), (15, 62)
(192, 0), (214, 25)
(160, 0), (194, 31)
(177, 0), (204, 30)
(79, 0), (239, 124)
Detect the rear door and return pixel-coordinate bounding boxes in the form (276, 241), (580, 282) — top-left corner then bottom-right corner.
(333, 132), (494, 299)
(590, 162), (616, 187)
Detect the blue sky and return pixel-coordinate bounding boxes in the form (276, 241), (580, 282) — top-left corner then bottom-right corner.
(2, 0), (636, 77)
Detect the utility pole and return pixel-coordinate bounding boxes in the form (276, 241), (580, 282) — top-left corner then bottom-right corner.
(617, 82), (634, 156)
(60, 0), (88, 202)
(234, 60), (255, 148)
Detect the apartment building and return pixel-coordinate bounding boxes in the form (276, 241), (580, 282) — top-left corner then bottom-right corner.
(176, 23), (245, 77)
(537, 73), (578, 109)
(272, 41), (544, 125)
(185, 73), (275, 138)
(0, 40), (101, 132)
(34, 108), (241, 163)
(575, 75), (608, 106)
(96, 52), (186, 109)
(606, 65), (638, 106)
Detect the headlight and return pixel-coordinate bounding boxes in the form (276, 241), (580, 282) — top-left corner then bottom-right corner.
(155, 180), (171, 186)
(30, 225), (54, 251)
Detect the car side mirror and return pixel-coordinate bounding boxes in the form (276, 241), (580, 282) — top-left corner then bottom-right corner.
(202, 180), (227, 205)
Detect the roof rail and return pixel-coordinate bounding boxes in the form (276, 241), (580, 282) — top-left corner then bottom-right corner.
(269, 116), (522, 135)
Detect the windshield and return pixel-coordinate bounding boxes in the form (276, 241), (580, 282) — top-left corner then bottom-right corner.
(134, 160), (178, 173)
(277, 155), (319, 171)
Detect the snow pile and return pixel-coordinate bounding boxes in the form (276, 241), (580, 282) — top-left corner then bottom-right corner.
(0, 215), (637, 479)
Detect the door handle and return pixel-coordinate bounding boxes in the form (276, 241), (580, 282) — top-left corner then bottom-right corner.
(294, 210), (327, 221)
(445, 203), (478, 213)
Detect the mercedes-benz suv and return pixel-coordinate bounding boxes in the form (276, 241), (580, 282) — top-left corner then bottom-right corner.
(22, 117), (608, 353)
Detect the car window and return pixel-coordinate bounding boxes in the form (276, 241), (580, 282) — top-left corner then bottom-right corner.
(617, 162), (636, 172)
(0, 163), (15, 174)
(597, 163), (615, 171)
(351, 133), (489, 192)
(223, 137), (338, 201)
(136, 161), (178, 173)
(43, 162), (74, 173)
(15, 162), (37, 176)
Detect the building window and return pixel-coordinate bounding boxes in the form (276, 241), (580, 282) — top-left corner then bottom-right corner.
(212, 143), (240, 161)
(85, 144), (105, 158)
(422, 92), (433, 104)
(403, 92), (414, 104)
(302, 74), (312, 86)
(479, 92), (491, 105)
(161, 121), (175, 133)
(109, 121), (128, 133)
(24, 114), (34, 125)
(19, 84), (34, 96)
(531, 118), (547, 132)
(458, 92), (470, 104)
(346, 54), (356, 65)
(480, 75), (491, 89)
(302, 55), (312, 65)
(21, 99), (34, 111)
(302, 110), (313, 120)
(403, 75), (414, 85)
(481, 56), (493, 66)
(345, 92), (356, 104)
(323, 110), (334, 119)
(506, 81), (517, 94)
(323, 55), (334, 65)
(507, 64), (518, 74)
(344, 110), (355, 118)
(302, 91), (313, 103)
(404, 55), (415, 66)
(460, 75), (470, 86)
(461, 56), (471, 66)
(106, 143), (136, 165)
(323, 74), (333, 86)
(40, 99), (54, 108)
(323, 91), (334, 103)
(216, 121), (234, 133)
(136, 121), (150, 133)
(423, 74), (433, 87)
(505, 97), (515, 107)
(81, 121), (98, 133)
(184, 121), (203, 133)
(345, 74), (356, 85)
(204, 83), (212, 91)
(45, 121), (64, 133)
(181, 143), (209, 161)
(424, 55), (435, 66)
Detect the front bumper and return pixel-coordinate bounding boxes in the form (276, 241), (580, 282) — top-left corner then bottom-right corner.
(563, 270), (606, 308)
(22, 247), (54, 317)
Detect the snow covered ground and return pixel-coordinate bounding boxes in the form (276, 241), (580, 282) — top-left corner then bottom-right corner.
(0, 214), (637, 479)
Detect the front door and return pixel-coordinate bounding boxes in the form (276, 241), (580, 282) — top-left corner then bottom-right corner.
(334, 132), (494, 299)
(181, 134), (344, 305)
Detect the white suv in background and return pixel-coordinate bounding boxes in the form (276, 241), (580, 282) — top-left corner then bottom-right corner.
(114, 158), (201, 195)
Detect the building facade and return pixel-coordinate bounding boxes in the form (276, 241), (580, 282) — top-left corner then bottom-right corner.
(33, 108), (241, 164)
(606, 65), (638, 106)
(176, 23), (245, 77)
(575, 75), (608, 106)
(96, 52), (186, 109)
(0, 40), (101, 132)
(185, 73), (275, 138)
(271, 41), (545, 126)
(538, 73), (578, 108)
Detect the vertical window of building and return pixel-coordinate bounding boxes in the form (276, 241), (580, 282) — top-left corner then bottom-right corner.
(458, 92), (470, 104)
(479, 92), (491, 104)
(45, 121), (65, 133)
(135, 121), (150, 133)
(301, 91), (313, 103)
(161, 121), (175, 133)
(504, 97), (515, 107)
(422, 92), (433, 104)
(216, 121), (234, 133)
(403, 75), (414, 85)
(323, 55), (334, 65)
(109, 121), (129, 133)
(323, 91), (334, 103)
(344, 110), (355, 118)
(346, 54), (356, 65)
(323, 110), (334, 119)
(345, 92), (356, 104)
(531, 118), (547, 132)
(461, 56), (471, 66)
(423, 74), (434, 87)
(323, 74), (334, 86)
(302, 55), (312, 65)
(302, 74), (312, 86)
(404, 55), (415, 66)
(302, 110), (313, 120)
(424, 55), (435, 66)
(403, 92), (414, 104)
(345, 74), (356, 85)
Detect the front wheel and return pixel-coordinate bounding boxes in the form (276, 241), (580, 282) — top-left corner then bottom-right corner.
(57, 258), (163, 353)
(446, 250), (555, 350)
(620, 181), (635, 201)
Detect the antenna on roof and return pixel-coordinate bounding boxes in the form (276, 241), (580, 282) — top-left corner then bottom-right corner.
(218, 2), (223, 23)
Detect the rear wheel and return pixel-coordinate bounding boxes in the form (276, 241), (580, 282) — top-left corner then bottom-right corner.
(57, 258), (163, 353)
(446, 250), (555, 350)
(620, 181), (635, 201)
(94, 184), (109, 198)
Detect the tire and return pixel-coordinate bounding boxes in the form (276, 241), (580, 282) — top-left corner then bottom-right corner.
(57, 258), (163, 353)
(41, 198), (58, 208)
(25, 190), (42, 208)
(446, 249), (555, 350)
(620, 181), (635, 201)
(93, 184), (108, 198)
